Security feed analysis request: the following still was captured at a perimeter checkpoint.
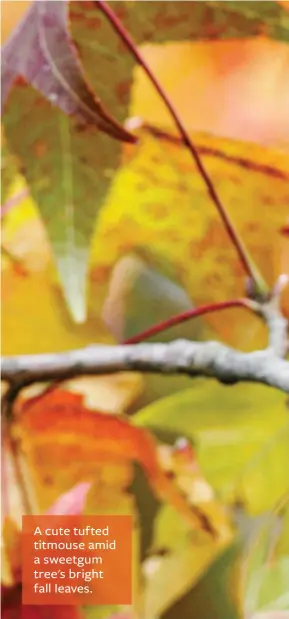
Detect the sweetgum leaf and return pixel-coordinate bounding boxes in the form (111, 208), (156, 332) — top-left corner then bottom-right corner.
(2, 125), (288, 347)
(2, 85), (116, 323)
(135, 382), (289, 514)
(3, 0), (288, 322)
(160, 543), (242, 619)
(243, 498), (289, 616)
(1, 0), (135, 143)
(15, 388), (208, 532)
(246, 558), (289, 614)
(91, 127), (289, 351)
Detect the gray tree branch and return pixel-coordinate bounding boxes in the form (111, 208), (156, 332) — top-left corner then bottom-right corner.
(1, 339), (289, 393)
(2, 282), (288, 403)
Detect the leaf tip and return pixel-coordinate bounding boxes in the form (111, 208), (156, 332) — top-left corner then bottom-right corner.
(68, 299), (87, 324)
(59, 266), (88, 324)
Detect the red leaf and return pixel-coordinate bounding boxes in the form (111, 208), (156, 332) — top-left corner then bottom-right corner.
(1, 1), (135, 144)
(1, 583), (82, 619)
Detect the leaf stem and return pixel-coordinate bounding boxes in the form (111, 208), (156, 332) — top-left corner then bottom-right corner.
(123, 298), (257, 344)
(8, 433), (34, 516)
(97, 0), (269, 297)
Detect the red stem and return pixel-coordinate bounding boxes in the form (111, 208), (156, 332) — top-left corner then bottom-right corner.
(97, 0), (268, 296)
(123, 299), (255, 345)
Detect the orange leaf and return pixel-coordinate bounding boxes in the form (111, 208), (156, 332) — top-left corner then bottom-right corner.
(16, 389), (212, 533)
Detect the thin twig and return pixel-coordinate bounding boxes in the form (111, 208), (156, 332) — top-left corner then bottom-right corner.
(8, 435), (34, 517)
(96, 0), (269, 297)
(2, 285), (288, 400)
(123, 298), (257, 344)
(1, 392), (34, 516)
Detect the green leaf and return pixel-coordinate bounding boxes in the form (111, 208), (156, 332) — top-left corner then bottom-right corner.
(146, 542), (242, 619)
(244, 512), (279, 615)
(244, 496), (289, 615)
(275, 499), (289, 557)
(1, 140), (18, 208)
(134, 382), (289, 514)
(246, 557), (289, 613)
(129, 462), (161, 561)
(103, 253), (204, 343)
(103, 253), (205, 407)
(2, 87), (118, 322)
(151, 504), (191, 555)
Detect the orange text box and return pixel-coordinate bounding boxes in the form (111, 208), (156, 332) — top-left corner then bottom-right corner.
(22, 515), (132, 605)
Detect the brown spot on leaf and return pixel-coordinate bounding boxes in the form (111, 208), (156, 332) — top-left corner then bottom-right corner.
(13, 262), (28, 277)
(85, 17), (102, 30)
(115, 80), (131, 105)
(18, 165), (26, 176)
(115, 5), (128, 21)
(35, 96), (45, 107)
(153, 8), (185, 31)
(74, 122), (89, 134)
(33, 140), (48, 158)
(205, 21), (227, 39)
(91, 265), (111, 284)
(117, 39), (129, 55)
(144, 203), (169, 219)
(151, 155), (160, 164)
(197, 220), (225, 253)
(262, 195), (275, 206)
(229, 174), (241, 184)
(246, 222), (259, 233)
(81, 0), (96, 9)
(165, 471), (175, 480)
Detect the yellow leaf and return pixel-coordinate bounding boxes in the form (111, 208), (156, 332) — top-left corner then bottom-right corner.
(91, 127), (289, 350)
